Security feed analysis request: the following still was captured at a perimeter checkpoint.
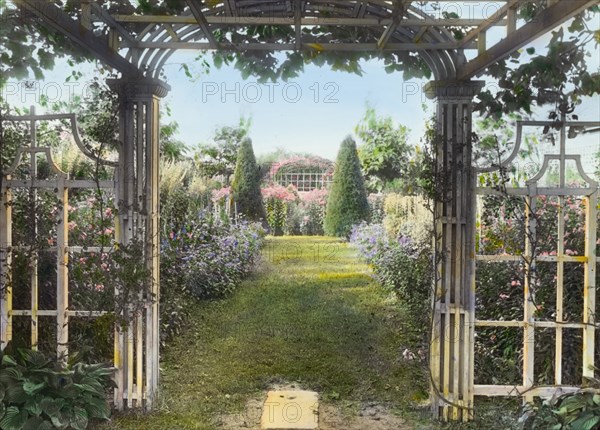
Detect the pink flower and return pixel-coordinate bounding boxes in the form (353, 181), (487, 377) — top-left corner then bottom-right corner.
(211, 187), (231, 203)
(261, 184), (297, 202)
(104, 207), (112, 217)
(511, 280), (521, 287)
(103, 228), (113, 235)
(94, 284), (105, 292)
(68, 221), (77, 231)
(79, 257), (87, 264)
(499, 293), (510, 300)
(299, 188), (328, 206)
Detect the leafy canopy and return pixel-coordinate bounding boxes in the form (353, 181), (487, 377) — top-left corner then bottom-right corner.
(194, 117), (252, 185)
(355, 107), (413, 194)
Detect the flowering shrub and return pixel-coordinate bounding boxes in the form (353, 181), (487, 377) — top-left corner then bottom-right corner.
(161, 214), (265, 335)
(211, 186), (231, 204)
(383, 193), (431, 244)
(476, 193), (593, 386)
(350, 221), (432, 322)
(367, 193), (385, 224)
(185, 218), (265, 299)
(261, 184), (297, 235)
(298, 189), (328, 236)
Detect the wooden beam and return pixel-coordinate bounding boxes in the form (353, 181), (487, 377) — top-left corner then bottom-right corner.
(112, 14), (507, 27)
(460, 0), (522, 48)
(126, 41), (471, 51)
(185, 0), (219, 49)
(457, 0), (598, 80)
(13, 0), (142, 77)
(90, 2), (138, 47)
(378, 0), (405, 50)
(295, 0), (302, 50)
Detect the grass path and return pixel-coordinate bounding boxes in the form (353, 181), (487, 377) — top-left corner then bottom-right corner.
(104, 236), (434, 429)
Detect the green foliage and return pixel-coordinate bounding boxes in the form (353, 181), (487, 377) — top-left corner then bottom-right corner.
(324, 137), (370, 237)
(476, 7), (599, 122)
(0, 4), (91, 88)
(519, 384), (600, 430)
(160, 120), (188, 161)
(349, 222), (432, 339)
(264, 199), (287, 236)
(195, 117), (251, 185)
(231, 138), (265, 222)
(355, 108), (413, 193)
(0, 347), (113, 430)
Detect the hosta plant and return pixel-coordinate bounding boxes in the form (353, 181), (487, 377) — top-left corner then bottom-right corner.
(519, 376), (600, 430)
(0, 347), (113, 430)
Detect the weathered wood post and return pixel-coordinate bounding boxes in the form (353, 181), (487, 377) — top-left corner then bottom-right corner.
(108, 78), (170, 411)
(425, 80), (484, 422)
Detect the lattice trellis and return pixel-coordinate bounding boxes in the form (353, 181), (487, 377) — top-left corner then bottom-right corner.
(474, 118), (600, 400)
(273, 171), (333, 191)
(0, 106), (160, 410)
(0, 107), (116, 359)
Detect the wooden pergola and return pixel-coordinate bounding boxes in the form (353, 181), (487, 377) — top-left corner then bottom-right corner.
(3, 0), (598, 421)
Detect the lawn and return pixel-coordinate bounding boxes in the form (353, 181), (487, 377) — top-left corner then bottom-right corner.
(100, 236), (435, 429)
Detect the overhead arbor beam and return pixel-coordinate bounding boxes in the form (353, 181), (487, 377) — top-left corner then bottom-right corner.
(457, 0), (599, 79)
(13, 0), (142, 78)
(123, 41), (474, 51)
(185, 0), (219, 49)
(459, 0), (523, 48)
(89, 2), (137, 48)
(377, 0), (406, 50)
(111, 15), (507, 27)
(295, 0), (303, 50)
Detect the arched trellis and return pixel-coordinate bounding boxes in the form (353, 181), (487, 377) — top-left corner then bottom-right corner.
(126, 4), (464, 80)
(6, 0), (598, 420)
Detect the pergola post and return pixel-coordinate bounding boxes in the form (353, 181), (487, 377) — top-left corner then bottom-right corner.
(425, 80), (484, 422)
(108, 78), (170, 411)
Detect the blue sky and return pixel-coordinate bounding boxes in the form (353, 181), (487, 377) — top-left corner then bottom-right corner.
(160, 53), (434, 160)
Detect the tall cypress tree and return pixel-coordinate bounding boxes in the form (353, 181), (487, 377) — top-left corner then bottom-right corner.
(324, 136), (370, 237)
(231, 137), (265, 221)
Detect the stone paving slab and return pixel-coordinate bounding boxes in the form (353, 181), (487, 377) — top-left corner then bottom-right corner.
(260, 390), (319, 429)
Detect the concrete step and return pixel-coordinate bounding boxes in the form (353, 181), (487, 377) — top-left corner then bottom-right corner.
(260, 390), (319, 429)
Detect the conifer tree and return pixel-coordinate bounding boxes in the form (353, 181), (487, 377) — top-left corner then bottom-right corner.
(324, 136), (370, 237)
(231, 137), (265, 221)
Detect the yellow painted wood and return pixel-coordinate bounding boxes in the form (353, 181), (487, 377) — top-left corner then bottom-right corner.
(56, 180), (69, 362)
(583, 192), (597, 379)
(0, 185), (13, 349)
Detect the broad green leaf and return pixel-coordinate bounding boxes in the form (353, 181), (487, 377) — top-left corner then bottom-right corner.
(570, 415), (600, 430)
(40, 397), (65, 417)
(70, 406), (88, 430)
(22, 381), (46, 396)
(2, 355), (17, 366)
(0, 406), (28, 430)
(22, 416), (45, 430)
(84, 396), (110, 420)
